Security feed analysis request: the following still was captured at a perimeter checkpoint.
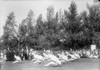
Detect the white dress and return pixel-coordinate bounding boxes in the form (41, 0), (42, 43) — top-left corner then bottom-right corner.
(45, 53), (61, 66)
(43, 53), (49, 60)
(13, 55), (21, 63)
(58, 53), (69, 63)
(33, 52), (44, 64)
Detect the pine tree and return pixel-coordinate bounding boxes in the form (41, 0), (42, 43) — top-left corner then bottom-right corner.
(68, 1), (78, 22)
(2, 12), (17, 50)
(18, 10), (35, 49)
(36, 14), (44, 36)
(66, 1), (80, 34)
(47, 5), (54, 21)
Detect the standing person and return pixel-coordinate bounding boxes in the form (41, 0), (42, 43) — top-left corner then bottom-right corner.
(20, 49), (24, 60)
(23, 50), (28, 60)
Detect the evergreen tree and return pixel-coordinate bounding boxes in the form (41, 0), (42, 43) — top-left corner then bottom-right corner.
(62, 1), (82, 50)
(55, 12), (59, 22)
(67, 1), (80, 34)
(88, 5), (100, 32)
(36, 14), (44, 36)
(47, 5), (54, 21)
(2, 12), (17, 50)
(18, 10), (35, 49)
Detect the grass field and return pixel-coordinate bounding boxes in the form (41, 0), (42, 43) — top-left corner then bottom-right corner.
(0, 58), (100, 70)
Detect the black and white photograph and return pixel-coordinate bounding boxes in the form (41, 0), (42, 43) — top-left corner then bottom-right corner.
(0, 0), (100, 70)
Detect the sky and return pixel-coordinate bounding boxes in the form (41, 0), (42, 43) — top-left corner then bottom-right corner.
(0, 0), (95, 37)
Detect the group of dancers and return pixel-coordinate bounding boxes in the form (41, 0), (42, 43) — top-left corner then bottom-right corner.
(0, 49), (100, 67)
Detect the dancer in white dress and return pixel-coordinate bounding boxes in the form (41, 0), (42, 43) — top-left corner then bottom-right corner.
(45, 51), (62, 67)
(32, 51), (44, 64)
(0, 53), (6, 63)
(43, 52), (49, 60)
(73, 52), (80, 59)
(13, 54), (21, 63)
(58, 52), (69, 63)
(65, 52), (75, 61)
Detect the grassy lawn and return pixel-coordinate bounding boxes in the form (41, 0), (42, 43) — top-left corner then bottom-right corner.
(1, 58), (100, 70)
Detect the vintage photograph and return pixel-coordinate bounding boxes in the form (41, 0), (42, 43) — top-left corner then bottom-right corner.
(0, 0), (100, 70)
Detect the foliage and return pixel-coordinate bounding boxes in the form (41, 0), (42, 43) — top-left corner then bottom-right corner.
(1, 1), (100, 51)
(2, 12), (18, 50)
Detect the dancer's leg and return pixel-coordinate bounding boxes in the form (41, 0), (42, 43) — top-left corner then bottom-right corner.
(45, 61), (57, 66)
(13, 60), (18, 63)
(34, 60), (41, 64)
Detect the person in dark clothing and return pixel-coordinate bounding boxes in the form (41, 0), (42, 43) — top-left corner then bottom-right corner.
(23, 51), (29, 60)
(6, 50), (15, 61)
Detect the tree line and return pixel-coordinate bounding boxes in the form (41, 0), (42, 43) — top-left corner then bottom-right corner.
(0, 1), (100, 51)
